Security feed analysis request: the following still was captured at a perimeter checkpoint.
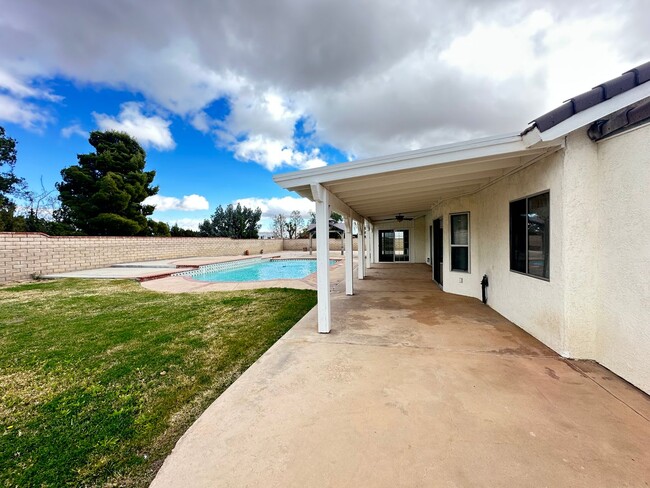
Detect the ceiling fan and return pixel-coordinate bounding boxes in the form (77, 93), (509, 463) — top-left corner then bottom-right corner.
(376, 213), (414, 223)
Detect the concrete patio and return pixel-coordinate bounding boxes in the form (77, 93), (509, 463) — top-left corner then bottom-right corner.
(151, 264), (650, 487)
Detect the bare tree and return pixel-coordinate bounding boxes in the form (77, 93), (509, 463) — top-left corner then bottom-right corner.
(285, 210), (304, 239)
(272, 214), (287, 238)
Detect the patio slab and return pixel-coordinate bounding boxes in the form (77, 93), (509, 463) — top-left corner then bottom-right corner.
(151, 264), (650, 488)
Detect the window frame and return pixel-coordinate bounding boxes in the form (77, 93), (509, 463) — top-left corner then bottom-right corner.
(449, 211), (470, 273)
(509, 190), (550, 281)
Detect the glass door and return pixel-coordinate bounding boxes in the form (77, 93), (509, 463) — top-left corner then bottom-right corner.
(394, 230), (409, 262)
(379, 230), (410, 262)
(378, 230), (394, 262)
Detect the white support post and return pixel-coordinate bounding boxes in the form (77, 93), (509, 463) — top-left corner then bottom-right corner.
(358, 219), (366, 279)
(367, 223), (373, 268)
(344, 216), (354, 295)
(312, 183), (331, 333)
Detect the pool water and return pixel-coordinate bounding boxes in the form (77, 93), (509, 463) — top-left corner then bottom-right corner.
(188, 259), (336, 282)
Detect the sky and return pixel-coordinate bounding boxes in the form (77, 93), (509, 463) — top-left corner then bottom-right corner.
(0, 0), (647, 231)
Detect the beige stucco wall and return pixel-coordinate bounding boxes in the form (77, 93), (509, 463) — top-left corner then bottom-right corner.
(372, 217), (428, 264)
(429, 150), (566, 353)
(420, 124), (649, 394)
(592, 123), (650, 393)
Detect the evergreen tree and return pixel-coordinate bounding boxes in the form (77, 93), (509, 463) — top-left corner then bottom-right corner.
(57, 131), (159, 235)
(0, 126), (26, 231)
(199, 203), (262, 238)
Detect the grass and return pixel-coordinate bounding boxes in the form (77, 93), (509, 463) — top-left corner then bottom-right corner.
(0, 279), (316, 487)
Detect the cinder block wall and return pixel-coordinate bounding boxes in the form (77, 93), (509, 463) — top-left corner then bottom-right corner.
(0, 233), (284, 283)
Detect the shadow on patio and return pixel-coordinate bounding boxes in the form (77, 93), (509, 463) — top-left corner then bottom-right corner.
(152, 263), (650, 487)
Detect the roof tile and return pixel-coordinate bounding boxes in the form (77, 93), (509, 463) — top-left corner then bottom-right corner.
(572, 87), (605, 112)
(531, 61), (650, 133)
(627, 61), (650, 84)
(599, 71), (636, 99)
(534, 101), (574, 132)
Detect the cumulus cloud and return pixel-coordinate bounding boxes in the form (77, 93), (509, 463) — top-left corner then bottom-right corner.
(0, 68), (60, 129)
(60, 123), (88, 138)
(217, 90), (327, 170)
(189, 111), (213, 133)
(1, 0), (648, 160)
(144, 194), (209, 211)
(0, 94), (50, 129)
(236, 195), (315, 231)
(93, 102), (175, 151)
(165, 218), (204, 231)
(235, 196), (314, 218)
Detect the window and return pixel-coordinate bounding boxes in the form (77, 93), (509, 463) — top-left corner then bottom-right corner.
(450, 212), (469, 272)
(510, 191), (550, 279)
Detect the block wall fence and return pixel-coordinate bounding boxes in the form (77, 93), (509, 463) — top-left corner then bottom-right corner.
(0, 233), (357, 283)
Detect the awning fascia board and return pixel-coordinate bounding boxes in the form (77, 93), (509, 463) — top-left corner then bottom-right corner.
(274, 132), (526, 189)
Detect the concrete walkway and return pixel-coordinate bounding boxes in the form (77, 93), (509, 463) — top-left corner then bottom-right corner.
(151, 264), (650, 488)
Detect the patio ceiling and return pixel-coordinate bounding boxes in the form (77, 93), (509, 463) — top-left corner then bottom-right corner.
(274, 132), (562, 222)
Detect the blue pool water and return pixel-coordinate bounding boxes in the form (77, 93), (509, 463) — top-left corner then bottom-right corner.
(189, 259), (336, 282)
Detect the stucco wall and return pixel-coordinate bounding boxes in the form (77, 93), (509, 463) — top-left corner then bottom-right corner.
(423, 125), (649, 394)
(593, 122), (650, 393)
(372, 217), (427, 264)
(0, 233), (284, 283)
(430, 150), (566, 354)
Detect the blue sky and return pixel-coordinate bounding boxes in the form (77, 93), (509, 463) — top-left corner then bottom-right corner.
(1, 1), (646, 230)
(6, 79), (347, 230)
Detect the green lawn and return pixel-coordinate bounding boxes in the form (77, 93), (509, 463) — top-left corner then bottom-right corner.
(0, 279), (316, 487)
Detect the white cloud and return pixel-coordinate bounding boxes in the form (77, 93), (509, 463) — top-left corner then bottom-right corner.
(1, 1), (648, 159)
(218, 90), (328, 171)
(60, 123), (88, 138)
(0, 69), (61, 101)
(235, 196), (314, 218)
(190, 111), (212, 133)
(144, 194), (209, 211)
(93, 102), (176, 151)
(164, 218), (204, 231)
(0, 94), (50, 129)
(0, 68), (59, 129)
(236, 195), (316, 231)
(440, 10), (554, 82)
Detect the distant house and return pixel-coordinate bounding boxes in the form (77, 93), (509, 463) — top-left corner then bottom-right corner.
(275, 62), (650, 394)
(258, 231), (275, 240)
(304, 220), (347, 239)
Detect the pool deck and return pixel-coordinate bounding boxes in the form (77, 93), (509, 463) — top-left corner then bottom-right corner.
(141, 252), (346, 292)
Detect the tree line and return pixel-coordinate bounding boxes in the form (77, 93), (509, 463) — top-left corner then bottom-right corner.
(0, 126), (264, 238)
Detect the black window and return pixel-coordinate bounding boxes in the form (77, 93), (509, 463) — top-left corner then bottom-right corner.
(510, 192), (550, 279)
(450, 212), (469, 272)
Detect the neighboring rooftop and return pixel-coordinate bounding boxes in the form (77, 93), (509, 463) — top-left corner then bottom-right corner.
(531, 61), (650, 133)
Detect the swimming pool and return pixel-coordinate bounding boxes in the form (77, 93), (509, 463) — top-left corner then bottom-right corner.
(174, 258), (337, 283)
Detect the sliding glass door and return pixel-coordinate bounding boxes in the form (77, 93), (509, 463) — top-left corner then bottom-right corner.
(379, 230), (410, 262)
